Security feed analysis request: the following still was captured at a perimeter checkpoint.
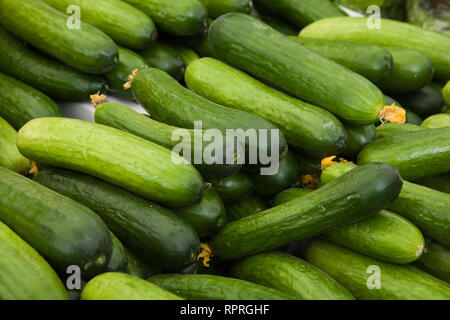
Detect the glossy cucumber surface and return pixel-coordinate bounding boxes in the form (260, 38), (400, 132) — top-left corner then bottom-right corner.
(140, 43), (186, 82)
(0, 117), (30, 174)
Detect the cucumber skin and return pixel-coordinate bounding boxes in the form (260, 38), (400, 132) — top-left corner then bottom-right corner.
(358, 127), (450, 181)
(0, 117), (30, 174)
(259, 13), (299, 36)
(0, 167), (113, 278)
(444, 81), (450, 106)
(185, 57), (348, 157)
(227, 196), (268, 220)
(200, 0), (252, 18)
(230, 252), (355, 300)
(140, 43), (186, 82)
(82, 273), (183, 300)
(343, 125), (377, 158)
(17, 117), (204, 208)
(106, 233), (128, 273)
(35, 168), (201, 272)
(0, 73), (61, 130)
(306, 240), (450, 300)
(415, 239), (450, 283)
(422, 113), (450, 129)
(0, 0), (118, 74)
(42, 0), (157, 50)
(416, 173), (450, 194)
(0, 26), (105, 101)
(0, 221), (68, 300)
(300, 17), (450, 79)
(272, 188), (313, 207)
(125, 249), (161, 279)
(149, 274), (296, 300)
(209, 14), (385, 125)
(397, 84), (446, 118)
(211, 171), (254, 204)
(210, 163), (403, 260)
(376, 122), (425, 138)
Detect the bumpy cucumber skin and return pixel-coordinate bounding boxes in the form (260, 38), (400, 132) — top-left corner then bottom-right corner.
(106, 233), (128, 273)
(358, 127), (450, 181)
(210, 163), (403, 260)
(227, 196), (268, 220)
(149, 274), (296, 300)
(0, 73), (61, 130)
(201, 0), (252, 18)
(0, 26), (105, 101)
(211, 171), (254, 204)
(306, 240), (450, 300)
(397, 84), (446, 118)
(35, 168), (201, 272)
(42, 0), (157, 50)
(82, 273), (183, 300)
(230, 252), (355, 300)
(0, 0), (118, 74)
(342, 125), (377, 158)
(415, 239), (450, 283)
(209, 14), (385, 125)
(416, 173), (450, 194)
(123, 0), (208, 36)
(185, 57), (348, 157)
(422, 113), (450, 129)
(17, 117), (204, 208)
(0, 167), (113, 278)
(0, 221), (68, 300)
(376, 122), (425, 138)
(272, 188), (313, 207)
(0, 117), (29, 174)
(140, 43), (186, 82)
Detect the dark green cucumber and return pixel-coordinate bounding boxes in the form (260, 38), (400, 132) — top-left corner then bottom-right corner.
(416, 173), (450, 194)
(170, 44), (200, 66)
(131, 68), (288, 166)
(358, 127), (450, 181)
(42, 0), (157, 50)
(175, 189), (227, 238)
(230, 252), (354, 300)
(0, 117), (30, 174)
(227, 196), (268, 220)
(17, 117), (204, 207)
(193, 37), (218, 58)
(209, 14), (386, 125)
(0, 167), (112, 278)
(185, 57), (348, 157)
(290, 37), (393, 83)
(105, 48), (148, 100)
(253, 0), (344, 28)
(384, 95), (423, 124)
(415, 239), (450, 283)
(35, 168), (201, 272)
(106, 233), (128, 273)
(211, 171), (254, 204)
(397, 84), (446, 118)
(140, 43), (186, 82)
(0, 26), (105, 101)
(258, 13), (299, 36)
(0, 0), (118, 74)
(82, 272), (183, 300)
(210, 163), (403, 260)
(342, 125), (377, 158)
(149, 274), (296, 300)
(0, 220), (68, 300)
(293, 152), (323, 177)
(0, 73), (61, 130)
(306, 239), (450, 300)
(125, 249), (161, 279)
(123, 0), (208, 36)
(272, 188), (313, 207)
(200, 0), (252, 18)
(444, 81), (450, 106)
(94, 103), (241, 180)
(422, 113), (450, 128)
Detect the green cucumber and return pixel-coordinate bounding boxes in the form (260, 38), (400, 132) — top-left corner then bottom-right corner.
(422, 113), (450, 128)
(185, 57), (348, 157)
(397, 84), (446, 118)
(444, 81), (450, 106)
(105, 48), (148, 100)
(272, 188), (313, 207)
(200, 0), (252, 18)
(0, 0), (118, 74)
(131, 68), (288, 166)
(106, 233), (128, 273)
(290, 37), (393, 83)
(0, 117), (30, 174)
(300, 17), (450, 79)
(230, 252), (354, 300)
(210, 163), (403, 260)
(211, 171), (254, 204)
(82, 272), (183, 300)
(384, 95), (423, 125)
(376, 122), (425, 138)
(140, 43), (186, 82)
(0, 167), (112, 278)
(253, 0), (344, 28)
(170, 44), (200, 66)
(415, 173), (450, 194)
(258, 13), (299, 36)
(149, 274), (296, 300)
(35, 168), (201, 272)
(123, 0), (208, 36)
(193, 37), (218, 58)
(175, 189), (227, 238)
(415, 239), (450, 283)
(227, 196), (268, 220)
(0, 220), (68, 300)
(0, 73), (61, 130)
(343, 125), (377, 158)
(94, 103), (241, 180)
(42, 0), (157, 50)
(293, 152), (323, 177)
(0, 26), (105, 101)
(209, 14), (385, 125)
(358, 127), (450, 181)
(126, 249), (161, 279)
(306, 239), (450, 300)
(17, 117), (204, 207)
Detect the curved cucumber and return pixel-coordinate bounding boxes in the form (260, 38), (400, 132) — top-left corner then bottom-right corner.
(211, 171), (254, 204)
(227, 196), (268, 220)
(82, 272), (183, 300)
(342, 125), (377, 158)
(17, 117), (204, 207)
(200, 0), (252, 18)
(376, 122), (424, 138)
(140, 43), (186, 82)
(397, 84), (446, 118)
(415, 173), (450, 194)
(230, 252), (354, 300)
(422, 113), (450, 129)
(0, 221), (68, 300)
(306, 239), (450, 300)
(415, 239), (450, 283)
(0, 117), (30, 174)
(185, 57), (348, 157)
(106, 233), (128, 273)
(272, 188), (313, 207)
(149, 274), (296, 300)
(35, 168), (201, 272)
(0, 0), (118, 74)
(209, 14), (385, 125)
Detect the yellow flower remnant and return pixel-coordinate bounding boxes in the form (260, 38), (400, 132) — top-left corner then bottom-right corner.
(123, 68), (139, 90)
(379, 104), (406, 124)
(301, 174), (318, 190)
(321, 156), (352, 170)
(197, 243), (214, 267)
(90, 92), (106, 108)
(29, 161), (39, 177)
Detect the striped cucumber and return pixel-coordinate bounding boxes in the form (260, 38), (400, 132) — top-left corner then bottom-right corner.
(422, 113), (450, 129)
(376, 122), (425, 138)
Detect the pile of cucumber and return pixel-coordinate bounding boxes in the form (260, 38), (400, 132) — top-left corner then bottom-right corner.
(0, 0), (449, 301)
